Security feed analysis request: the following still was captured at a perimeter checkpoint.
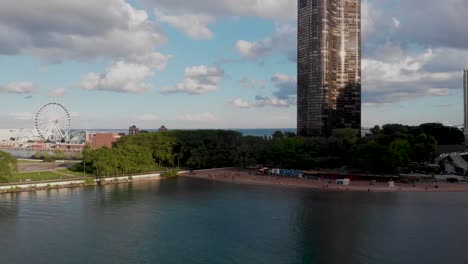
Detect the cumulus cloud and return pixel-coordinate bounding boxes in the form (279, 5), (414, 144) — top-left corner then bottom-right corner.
(361, 1), (382, 40)
(178, 112), (216, 122)
(363, 47), (459, 104)
(231, 96), (296, 109)
(0, 82), (37, 94)
(356, 0), (468, 108)
(77, 52), (171, 93)
(0, 0), (166, 62)
(47, 88), (66, 98)
(391, 0), (468, 49)
(232, 73), (297, 109)
(240, 77), (265, 89)
(156, 11), (216, 39)
(255, 96), (296, 108)
(231, 98), (251, 108)
(77, 62), (153, 93)
(235, 25), (296, 61)
(426, 88), (450, 96)
(271, 74), (296, 99)
(141, 0), (296, 20)
(161, 65), (224, 95)
(128, 52), (173, 70)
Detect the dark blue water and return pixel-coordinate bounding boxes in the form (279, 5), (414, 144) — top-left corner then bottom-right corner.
(1, 177), (468, 264)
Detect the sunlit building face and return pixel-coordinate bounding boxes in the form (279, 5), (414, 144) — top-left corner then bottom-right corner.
(297, 0), (361, 137)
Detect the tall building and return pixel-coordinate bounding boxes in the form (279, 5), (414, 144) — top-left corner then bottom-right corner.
(297, 0), (361, 137)
(464, 69), (468, 137)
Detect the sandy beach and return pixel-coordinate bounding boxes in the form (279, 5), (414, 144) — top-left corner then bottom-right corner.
(180, 168), (468, 193)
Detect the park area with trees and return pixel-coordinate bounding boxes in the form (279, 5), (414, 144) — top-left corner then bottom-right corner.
(70, 123), (464, 176)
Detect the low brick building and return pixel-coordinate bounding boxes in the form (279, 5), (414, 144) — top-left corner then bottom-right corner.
(86, 133), (121, 149)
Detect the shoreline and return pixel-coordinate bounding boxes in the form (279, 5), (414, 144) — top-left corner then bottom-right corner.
(179, 169), (468, 193)
(0, 173), (162, 194)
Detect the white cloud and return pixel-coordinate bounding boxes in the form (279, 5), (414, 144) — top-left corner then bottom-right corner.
(254, 96), (296, 108)
(239, 78), (265, 89)
(391, 17), (401, 30)
(77, 62), (153, 93)
(231, 96), (296, 109)
(392, 0), (468, 49)
(178, 112), (216, 122)
(8, 112), (34, 121)
(231, 98), (251, 108)
(0, 0), (166, 62)
(161, 65), (224, 95)
(47, 88), (66, 98)
(271, 73), (296, 99)
(361, 1), (382, 40)
(426, 88), (450, 96)
(77, 52), (171, 94)
(235, 24), (296, 61)
(156, 11), (215, 39)
(128, 52), (173, 70)
(236, 40), (271, 59)
(232, 73), (296, 109)
(363, 46), (459, 104)
(0, 82), (37, 94)
(142, 0), (296, 20)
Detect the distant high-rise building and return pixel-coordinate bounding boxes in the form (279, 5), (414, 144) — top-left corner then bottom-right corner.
(297, 0), (361, 137)
(129, 125), (139, 135)
(464, 69), (468, 137)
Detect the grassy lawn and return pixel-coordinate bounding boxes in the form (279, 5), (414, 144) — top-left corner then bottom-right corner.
(57, 168), (95, 177)
(5, 171), (75, 183)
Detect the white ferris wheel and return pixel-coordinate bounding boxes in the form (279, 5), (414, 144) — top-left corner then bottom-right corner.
(35, 102), (71, 142)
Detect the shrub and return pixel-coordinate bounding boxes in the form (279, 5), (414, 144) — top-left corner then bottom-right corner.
(163, 169), (179, 178)
(83, 178), (95, 185)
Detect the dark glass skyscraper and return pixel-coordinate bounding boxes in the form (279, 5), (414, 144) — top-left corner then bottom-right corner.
(297, 0), (361, 137)
(464, 69), (468, 137)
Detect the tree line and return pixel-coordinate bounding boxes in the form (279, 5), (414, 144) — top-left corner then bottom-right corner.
(0, 151), (18, 182)
(72, 123), (463, 176)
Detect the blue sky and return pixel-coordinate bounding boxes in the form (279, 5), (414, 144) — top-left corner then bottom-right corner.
(0, 0), (467, 129)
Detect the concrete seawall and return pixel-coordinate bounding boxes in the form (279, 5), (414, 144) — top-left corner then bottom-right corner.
(0, 173), (161, 193)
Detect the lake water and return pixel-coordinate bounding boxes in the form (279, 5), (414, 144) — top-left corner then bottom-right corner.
(1, 177), (468, 264)
(78, 128), (297, 137)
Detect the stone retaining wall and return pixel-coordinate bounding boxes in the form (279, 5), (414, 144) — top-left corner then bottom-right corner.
(0, 173), (161, 193)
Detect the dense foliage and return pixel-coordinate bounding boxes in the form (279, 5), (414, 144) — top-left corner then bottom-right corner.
(77, 123), (461, 176)
(33, 149), (66, 162)
(0, 151), (18, 182)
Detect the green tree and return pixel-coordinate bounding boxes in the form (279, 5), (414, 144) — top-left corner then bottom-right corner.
(272, 131), (284, 140)
(417, 123), (463, 145)
(53, 149), (66, 160)
(412, 133), (437, 162)
(0, 151), (18, 181)
(389, 139), (412, 169)
(350, 140), (392, 173)
(370, 125), (381, 135)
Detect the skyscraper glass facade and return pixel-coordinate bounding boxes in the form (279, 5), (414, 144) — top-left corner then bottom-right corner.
(297, 0), (361, 136)
(464, 69), (468, 133)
